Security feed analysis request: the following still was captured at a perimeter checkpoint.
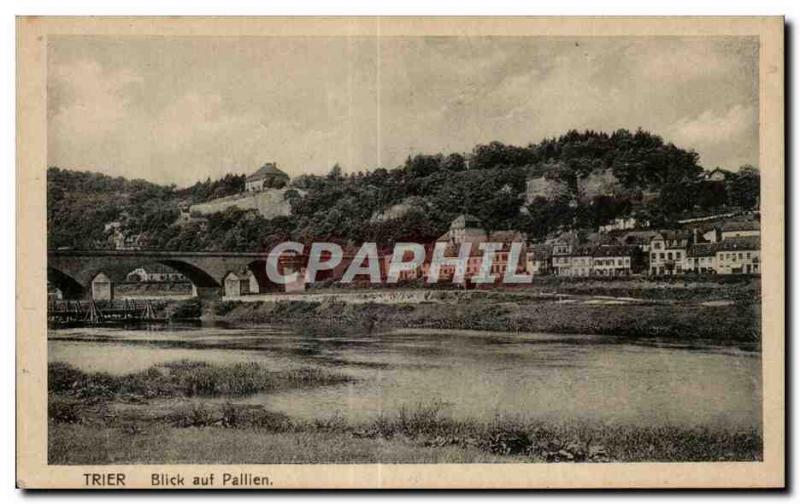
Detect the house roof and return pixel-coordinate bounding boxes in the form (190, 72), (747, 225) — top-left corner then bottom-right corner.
(687, 243), (718, 257)
(488, 230), (527, 243)
(652, 229), (693, 243)
(247, 162), (289, 182)
(585, 232), (619, 246)
(721, 220), (760, 232)
(592, 245), (636, 258)
(620, 230), (659, 244)
(704, 168), (728, 177)
(717, 236), (760, 251)
(549, 231), (582, 246)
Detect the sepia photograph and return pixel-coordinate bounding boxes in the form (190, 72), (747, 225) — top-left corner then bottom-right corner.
(16, 16), (785, 489)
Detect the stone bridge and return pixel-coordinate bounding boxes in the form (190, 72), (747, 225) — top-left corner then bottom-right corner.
(48, 250), (280, 300)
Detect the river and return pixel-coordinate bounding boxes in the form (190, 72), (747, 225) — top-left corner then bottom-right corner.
(48, 323), (762, 430)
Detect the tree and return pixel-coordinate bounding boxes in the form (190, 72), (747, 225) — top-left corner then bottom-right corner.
(727, 165), (760, 210)
(327, 163), (344, 181)
(441, 153), (467, 172)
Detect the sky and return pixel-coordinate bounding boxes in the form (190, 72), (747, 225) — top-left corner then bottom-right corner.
(47, 35), (759, 187)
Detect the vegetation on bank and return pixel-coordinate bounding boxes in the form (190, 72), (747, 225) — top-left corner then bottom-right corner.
(49, 360), (352, 400)
(48, 397), (762, 465)
(48, 357), (762, 464)
(305, 273), (760, 302)
(208, 296), (760, 347)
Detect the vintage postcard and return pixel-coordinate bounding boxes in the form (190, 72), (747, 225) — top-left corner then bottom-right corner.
(17, 16), (784, 489)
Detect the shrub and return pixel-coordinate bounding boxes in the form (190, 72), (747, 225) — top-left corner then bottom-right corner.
(170, 403), (214, 427)
(481, 424), (533, 455)
(48, 398), (82, 424)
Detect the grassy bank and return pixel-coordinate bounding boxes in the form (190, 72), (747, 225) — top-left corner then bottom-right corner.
(211, 297), (760, 347)
(149, 278), (763, 347)
(311, 275), (760, 303)
(49, 398), (761, 464)
(49, 360), (352, 400)
(48, 362), (761, 464)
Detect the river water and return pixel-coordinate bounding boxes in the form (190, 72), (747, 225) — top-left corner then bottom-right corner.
(48, 324), (762, 430)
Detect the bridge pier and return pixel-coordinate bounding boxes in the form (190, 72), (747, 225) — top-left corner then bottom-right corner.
(191, 285), (222, 300)
(91, 273), (114, 301)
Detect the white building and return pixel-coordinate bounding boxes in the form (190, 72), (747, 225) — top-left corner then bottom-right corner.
(592, 245), (635, 277)
(437, 214), (487, 250)
(552, 245), (594, 277)
(714, 236), (760, 275)
(223, 270), (260, 296)
(127, 265), (187, 282)
(683, 243), (718, 274)
(648, 230), (692, 276)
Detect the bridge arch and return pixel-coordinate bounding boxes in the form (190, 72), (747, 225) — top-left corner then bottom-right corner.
(47, 251), (282, 300)
(114, 259), (224, 300)
(153, 260), (221, 289)
(47, 266), (85, 299)
(245, 259), (280, 293)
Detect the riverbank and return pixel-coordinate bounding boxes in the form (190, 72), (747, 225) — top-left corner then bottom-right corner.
(48, 361), (761, 464)
(194, 277), (760, 348)
(205, 296), (760, 348)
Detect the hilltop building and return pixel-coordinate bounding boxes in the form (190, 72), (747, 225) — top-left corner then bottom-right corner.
(188, 162), (300, 220)
(245, 162), (290, 192)
(702, 168), (729, 182)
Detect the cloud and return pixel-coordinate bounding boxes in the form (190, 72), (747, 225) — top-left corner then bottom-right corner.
(48, 59), (143, 141)
(668, 104), (755, 146)
(666, 104), (758, 168)
(47, 36), (759, 185)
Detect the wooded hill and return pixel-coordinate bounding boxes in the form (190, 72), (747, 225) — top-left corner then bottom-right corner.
(47, 128), (760, 252)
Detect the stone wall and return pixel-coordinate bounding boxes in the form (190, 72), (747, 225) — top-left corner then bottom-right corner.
(577, 169), (622, 200)
(190, 188), (301, 219)
(525, 176), (571, 203)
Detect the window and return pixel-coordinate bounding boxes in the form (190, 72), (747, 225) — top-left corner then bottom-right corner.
(676, 251), (682, 259)
(667, 252), (673, 260)
(660, 253), (665, 259)
(651, 253), (656, 260)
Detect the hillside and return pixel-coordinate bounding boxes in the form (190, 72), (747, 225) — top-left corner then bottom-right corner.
(47, 128), (759, 251)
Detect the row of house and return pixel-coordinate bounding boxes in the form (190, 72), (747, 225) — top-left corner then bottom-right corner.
(420, 215), (762, 281)
(544, 219), (761, 278)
